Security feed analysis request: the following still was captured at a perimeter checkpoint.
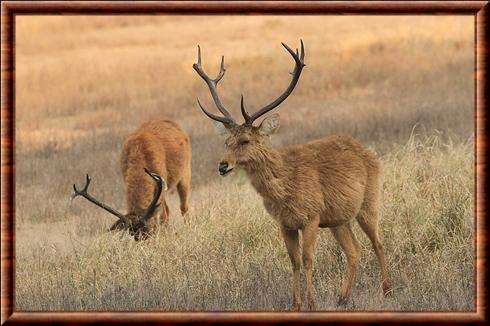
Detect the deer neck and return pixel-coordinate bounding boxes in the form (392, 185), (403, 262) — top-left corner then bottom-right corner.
(243, 145), (289, 202)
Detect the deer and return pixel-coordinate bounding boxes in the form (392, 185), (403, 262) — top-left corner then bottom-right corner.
(72, 120), (191, 241)
(193, 40), (392, 310)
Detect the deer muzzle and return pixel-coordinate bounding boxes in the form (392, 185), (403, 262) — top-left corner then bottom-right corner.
(218, 161), (233, 176)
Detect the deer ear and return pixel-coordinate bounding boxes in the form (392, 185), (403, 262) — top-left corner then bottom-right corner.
(259, 113), (280, 135)
(213, 121), (231, 136)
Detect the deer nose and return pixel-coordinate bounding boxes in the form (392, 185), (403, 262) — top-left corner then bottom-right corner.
(218, 161), (229, 174)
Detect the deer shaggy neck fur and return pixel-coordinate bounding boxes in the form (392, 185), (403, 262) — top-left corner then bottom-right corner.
(244, 134), (379, 230)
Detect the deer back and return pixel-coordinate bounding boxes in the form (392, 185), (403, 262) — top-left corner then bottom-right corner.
(120, 119), (190, 216)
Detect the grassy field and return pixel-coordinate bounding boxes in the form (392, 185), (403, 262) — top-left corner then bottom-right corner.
(15, 16), (474, 311)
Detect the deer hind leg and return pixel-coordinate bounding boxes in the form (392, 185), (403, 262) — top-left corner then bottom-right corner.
(302, 220), (319, 310)
(280, 226), (301, 311)
(330, 223), (361, 305)
(177, 177), (190, 223)
(356, 208), (392, 296)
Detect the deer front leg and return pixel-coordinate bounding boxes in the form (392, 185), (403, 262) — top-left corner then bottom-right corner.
(280, 226), (301, 311)
(158, 202), (169, 227)
(302, 219), (319, 310)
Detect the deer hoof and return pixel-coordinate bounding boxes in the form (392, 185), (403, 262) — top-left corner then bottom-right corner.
(337, 296), (348, 306)
(383, 285), (393, 297)
(308, 302), (316, 311)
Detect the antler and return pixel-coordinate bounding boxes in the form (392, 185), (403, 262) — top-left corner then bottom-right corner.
(140, 168), (166, 222)
(72, 174), (128, 222)
(241, 40), (306, 126)
(193, 45), (236, 126)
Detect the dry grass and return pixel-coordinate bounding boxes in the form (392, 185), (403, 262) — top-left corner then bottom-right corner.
(15, 16), (474, 311)
(16, 135), (474, 311)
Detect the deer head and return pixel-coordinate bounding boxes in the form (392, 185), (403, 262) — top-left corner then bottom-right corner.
(72, 168), (166, 241)
(193, 40), (305, 175)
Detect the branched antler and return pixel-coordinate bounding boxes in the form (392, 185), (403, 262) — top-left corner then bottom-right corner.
(194, 40), (306, 127)
(72, 174), (128, 222)
(140, 168), (166, 222)
(241, 40), (306, 126)
(193, 45), (236, 126)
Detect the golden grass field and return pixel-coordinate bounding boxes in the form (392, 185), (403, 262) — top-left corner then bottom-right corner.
(15, 15), (474, 311)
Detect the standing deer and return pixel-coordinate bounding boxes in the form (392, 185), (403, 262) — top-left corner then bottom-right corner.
(193, 40), (391, 309)
(72, 120), (191, 240)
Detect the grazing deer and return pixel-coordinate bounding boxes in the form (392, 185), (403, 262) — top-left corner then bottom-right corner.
(72, 120), (191, 240)
(193, 40), (391, 309)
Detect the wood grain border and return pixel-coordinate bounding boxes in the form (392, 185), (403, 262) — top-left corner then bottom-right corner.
(1, 1), (488, 325)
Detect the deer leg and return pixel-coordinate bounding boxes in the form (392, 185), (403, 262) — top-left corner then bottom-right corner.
(330, 223), (361, 305)
(177, 178), (190, 223)
(280, 226), (301, 311)
(159, 202), (169, 227)
(356, 209), (392, 296)
(302, 220), (319, 310)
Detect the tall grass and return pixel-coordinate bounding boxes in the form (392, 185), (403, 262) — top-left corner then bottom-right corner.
(16, 135), (474, 311)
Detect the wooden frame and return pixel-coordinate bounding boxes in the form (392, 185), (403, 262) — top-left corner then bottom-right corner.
(1, 1), (488, 324)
